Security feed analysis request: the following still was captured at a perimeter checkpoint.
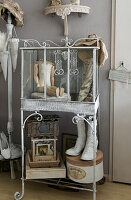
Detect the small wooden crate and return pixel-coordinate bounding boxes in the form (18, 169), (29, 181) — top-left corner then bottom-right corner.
(26, 153), (66, 180)
(27, 150), (60, 168)
(32, 136), (57, 162)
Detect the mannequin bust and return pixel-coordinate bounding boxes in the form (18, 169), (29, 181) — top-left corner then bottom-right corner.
(34, 60), (54, 88)
(34, 60), (64, 97)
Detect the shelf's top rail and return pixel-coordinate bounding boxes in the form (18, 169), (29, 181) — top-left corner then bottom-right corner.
(20, 46), (100, 50)
(19, 38), (100, 50)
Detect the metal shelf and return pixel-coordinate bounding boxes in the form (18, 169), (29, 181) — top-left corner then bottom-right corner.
(21, 96), (99, 115)
(44, 4), (90, 19)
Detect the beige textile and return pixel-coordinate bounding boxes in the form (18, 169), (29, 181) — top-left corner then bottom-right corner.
(75, 38), (108, 102)
(0, 0), (24, 27)
(75, 38), (108, 67)
(78, 50), (93, 102)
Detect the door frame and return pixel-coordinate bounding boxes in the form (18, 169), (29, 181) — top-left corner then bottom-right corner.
(109, 0), (116, 181)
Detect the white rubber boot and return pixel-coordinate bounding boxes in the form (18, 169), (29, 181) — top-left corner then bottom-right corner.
(81, 120), (98, 160)
(66, 119), (86, 156)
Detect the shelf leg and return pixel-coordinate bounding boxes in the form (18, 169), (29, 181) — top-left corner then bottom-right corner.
(93, 115), (97, 200)
(73, 114), (97, 200)
(14, 111), (43, 199)
(14, 111), (24, 200)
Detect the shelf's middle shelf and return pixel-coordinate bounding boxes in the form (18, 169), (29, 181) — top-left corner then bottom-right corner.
(21, 95), (99, 115)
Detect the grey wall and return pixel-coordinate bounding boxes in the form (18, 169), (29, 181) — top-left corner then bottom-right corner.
(0, 0), (111, 173)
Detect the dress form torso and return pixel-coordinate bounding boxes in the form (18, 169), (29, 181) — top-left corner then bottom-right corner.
(37, 61), (53, 87)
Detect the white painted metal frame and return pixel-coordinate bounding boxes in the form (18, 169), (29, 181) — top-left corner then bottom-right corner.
(14, 39), (100, 200)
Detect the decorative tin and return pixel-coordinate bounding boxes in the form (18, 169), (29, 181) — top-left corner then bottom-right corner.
(25, 115), (60, 137)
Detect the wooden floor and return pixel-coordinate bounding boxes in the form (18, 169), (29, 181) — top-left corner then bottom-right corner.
(0, 173), (131, 200)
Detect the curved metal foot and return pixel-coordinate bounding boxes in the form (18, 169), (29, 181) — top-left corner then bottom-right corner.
(14, 191), (24, 200)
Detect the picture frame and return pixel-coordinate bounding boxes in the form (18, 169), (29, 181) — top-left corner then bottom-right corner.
(32, 136), (57, 162)
(36, 143), (53, 156)
(62, 133), (77, 162)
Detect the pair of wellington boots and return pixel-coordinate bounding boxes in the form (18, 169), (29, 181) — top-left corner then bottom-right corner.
(66, 119), (98, 161)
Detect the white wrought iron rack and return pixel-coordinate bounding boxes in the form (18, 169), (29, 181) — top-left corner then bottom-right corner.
(14, 38), (101, 200)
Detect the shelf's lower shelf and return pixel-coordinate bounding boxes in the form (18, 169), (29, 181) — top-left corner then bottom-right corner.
(25, 176), (105, 192)
(26, 153), (66, 180)
(26, 178), (94, 192)
(21, 96), (99, 115)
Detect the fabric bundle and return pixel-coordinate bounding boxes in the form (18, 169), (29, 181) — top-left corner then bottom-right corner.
(75, 35), (108, 102)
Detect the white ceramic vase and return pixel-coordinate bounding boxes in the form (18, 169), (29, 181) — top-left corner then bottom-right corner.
(10, 38), (19, 72)
(0, 51), (9, 80)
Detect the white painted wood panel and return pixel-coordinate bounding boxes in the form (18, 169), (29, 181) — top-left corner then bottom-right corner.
(112, 0), (131, 183)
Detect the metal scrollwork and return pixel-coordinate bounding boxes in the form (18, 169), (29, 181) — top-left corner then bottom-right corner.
(72, 114), (93, 130)
(61, 38), (73, 46)
(21, 39), (61, 48)
(14, 190), (24, 200)
(70, 68), (79, 75)
(23, 111), (43, 128)
(43, 40), (60, 47)
(21, 38), (98, 48)
(54, 50), (64, 75)
(55, 68), (64, 75)
(21, 39), (43, 47)
(70, 50), (79, 75)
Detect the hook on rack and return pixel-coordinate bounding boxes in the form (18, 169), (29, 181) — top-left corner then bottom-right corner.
(116, 61), (128, 71)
